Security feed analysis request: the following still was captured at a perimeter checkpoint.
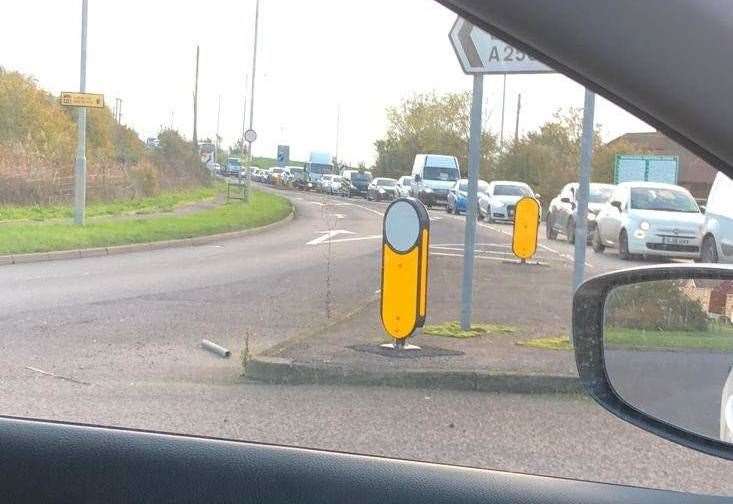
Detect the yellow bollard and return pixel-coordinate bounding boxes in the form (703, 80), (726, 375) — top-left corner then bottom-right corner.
(380, 198), (431, 341)
(512, 196), (540, 261)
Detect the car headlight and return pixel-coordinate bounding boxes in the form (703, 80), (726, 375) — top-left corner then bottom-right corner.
(378, 188), (385, 193)
(494, 201), (505, 208)
(587, 212), (597, 221)
(639, 221), (650, 231)
(423, 187), (433, 193)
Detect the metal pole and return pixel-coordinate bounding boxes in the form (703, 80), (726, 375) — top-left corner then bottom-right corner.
(335, 104), (341, 167)
(499, 74), (507, 148)
(514, 93), (521, 144)
(573, 88), (596, 296)
(73, 0), (88, 225)
(215, 95), (221, 164)
(192, 45), (199, 150)
(245, 0), (260, 202)
(460, 74), (484, 330)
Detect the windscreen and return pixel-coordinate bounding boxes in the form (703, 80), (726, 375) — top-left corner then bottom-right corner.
(630, 187), (699, 212)
(494, 184), (530, 196)
(1, 0), (729, 497)
(424, 165), (459, 181)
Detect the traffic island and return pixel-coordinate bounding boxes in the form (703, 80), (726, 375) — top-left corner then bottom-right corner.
(244, 296), (582, 394)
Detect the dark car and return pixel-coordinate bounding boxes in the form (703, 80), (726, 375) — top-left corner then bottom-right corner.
(339, 169), (372, 198)
(367, 177), (398, 201)
(546, 183), (615, 243)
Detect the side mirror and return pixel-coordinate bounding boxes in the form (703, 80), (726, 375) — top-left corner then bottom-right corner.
(534, 193), (541, 200)
(611, 200), (622, 211)
(573, 264), (733, 461)
(560, 197), (571, 204)
(414, 174), (422, 183)
(700, 205), (707, 214)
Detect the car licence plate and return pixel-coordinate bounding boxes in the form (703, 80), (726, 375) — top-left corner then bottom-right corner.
(662, 237), (690, 245)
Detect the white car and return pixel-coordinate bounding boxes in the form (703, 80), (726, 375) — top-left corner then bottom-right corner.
(396, 176), (413, 198)
(478, 181), (535, 223)
(721, 365), (733, 442)
(593, 181), (704, 260)
(326, 175), (342, 194)
(700, 171), (733, 263)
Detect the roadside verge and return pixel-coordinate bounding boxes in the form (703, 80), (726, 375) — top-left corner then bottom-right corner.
(0, 192), (294, 266)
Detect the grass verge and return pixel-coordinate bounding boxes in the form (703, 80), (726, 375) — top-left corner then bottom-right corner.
(0, 184), (222, 222)
(518, 327), (733, 352)
(0, 189), (291, 255)
(423, 321), (517, 339)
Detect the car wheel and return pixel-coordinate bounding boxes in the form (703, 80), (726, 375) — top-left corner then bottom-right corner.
(702, 235), (719, 263)
(566, 219), (576, 244)
(486, 206), (494, 224)
(446, 201), (452, 214)
(618, 229), (631, 260)
(592, 228), (605, 253)
(476, 204), (482, 220)
(546, 214), (558, 240)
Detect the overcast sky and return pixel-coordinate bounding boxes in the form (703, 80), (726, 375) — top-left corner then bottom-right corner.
(2, 0), (652, 165)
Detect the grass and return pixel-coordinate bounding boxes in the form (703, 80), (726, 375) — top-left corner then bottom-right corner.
(0, 184), (222, 222)
(605, 326), (733, 352)
(517, 336), (572, 350)
(518, 326), (733, 352)
(423, 321), (517, 339)
(0, 189), (291, 255)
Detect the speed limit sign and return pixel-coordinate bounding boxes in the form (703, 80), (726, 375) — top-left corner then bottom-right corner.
(244, 129), (257, 143)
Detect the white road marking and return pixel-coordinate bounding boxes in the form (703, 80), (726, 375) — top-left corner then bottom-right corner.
(309, 201), (326, 206)
(306, 230), (356, 245)
(333, 213), (345, 219)
(309, 234), (382, 246)
(342, 202), (384, 217)
(430, 252), (509, 263)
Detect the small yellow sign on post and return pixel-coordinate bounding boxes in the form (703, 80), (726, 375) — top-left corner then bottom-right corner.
(512, 196), (540, 261)
(60, 92), (105, 109)
(380, 198), (430, 343)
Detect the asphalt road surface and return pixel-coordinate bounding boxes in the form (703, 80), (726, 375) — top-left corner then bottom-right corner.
(1, 185), (728, 496)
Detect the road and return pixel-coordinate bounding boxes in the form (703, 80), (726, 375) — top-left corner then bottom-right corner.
(1, 185), (728, 496)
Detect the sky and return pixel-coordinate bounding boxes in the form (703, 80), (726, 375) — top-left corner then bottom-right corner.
(1, 0), (653, 165)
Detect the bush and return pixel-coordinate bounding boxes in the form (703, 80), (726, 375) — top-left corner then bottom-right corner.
(605, 280), (708, 332)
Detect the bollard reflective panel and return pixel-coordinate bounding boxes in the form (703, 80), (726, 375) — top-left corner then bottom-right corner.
(381, 198), (430, 340)
(512, 196), (540, 261)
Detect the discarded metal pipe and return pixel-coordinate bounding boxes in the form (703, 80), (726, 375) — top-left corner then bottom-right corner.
(201, 339), (231, 358)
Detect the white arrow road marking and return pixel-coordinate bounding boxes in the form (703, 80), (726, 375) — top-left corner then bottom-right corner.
(306, 230), (356, 245)
(333, 213), (345, 219)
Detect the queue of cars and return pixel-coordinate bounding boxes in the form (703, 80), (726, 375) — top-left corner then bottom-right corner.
(248, 151), (732, 265)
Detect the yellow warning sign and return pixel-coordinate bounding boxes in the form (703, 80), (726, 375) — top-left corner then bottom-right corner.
(512, 196), (540, 260)
(60, 92), (105, 109)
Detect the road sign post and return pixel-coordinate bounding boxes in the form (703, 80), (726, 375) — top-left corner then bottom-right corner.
(460, 73), (483, 330)
(573, 89), (596, 292)
(449, 17), (553, 330)
(380, 198), (430, 349)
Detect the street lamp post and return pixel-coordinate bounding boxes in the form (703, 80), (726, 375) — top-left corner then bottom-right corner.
(73, 0), (89, 225)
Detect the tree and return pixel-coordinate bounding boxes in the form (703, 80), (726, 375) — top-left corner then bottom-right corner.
(373, 92), (497, 179)
(490, 108), (645, 201)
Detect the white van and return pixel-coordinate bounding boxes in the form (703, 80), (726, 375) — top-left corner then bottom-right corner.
(410, 154), (461, 207)
(700, 171), (733, 262)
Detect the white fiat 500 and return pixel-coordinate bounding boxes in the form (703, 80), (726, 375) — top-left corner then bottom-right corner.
(593, 181), (704, 260)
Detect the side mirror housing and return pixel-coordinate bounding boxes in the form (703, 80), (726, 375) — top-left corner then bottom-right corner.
(573, 264), (733, 461)
(560, 197), (571, 204)
(700, 205), (706, 214)
(611, 200), (622, 211)
(414, 174), (422, 183)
